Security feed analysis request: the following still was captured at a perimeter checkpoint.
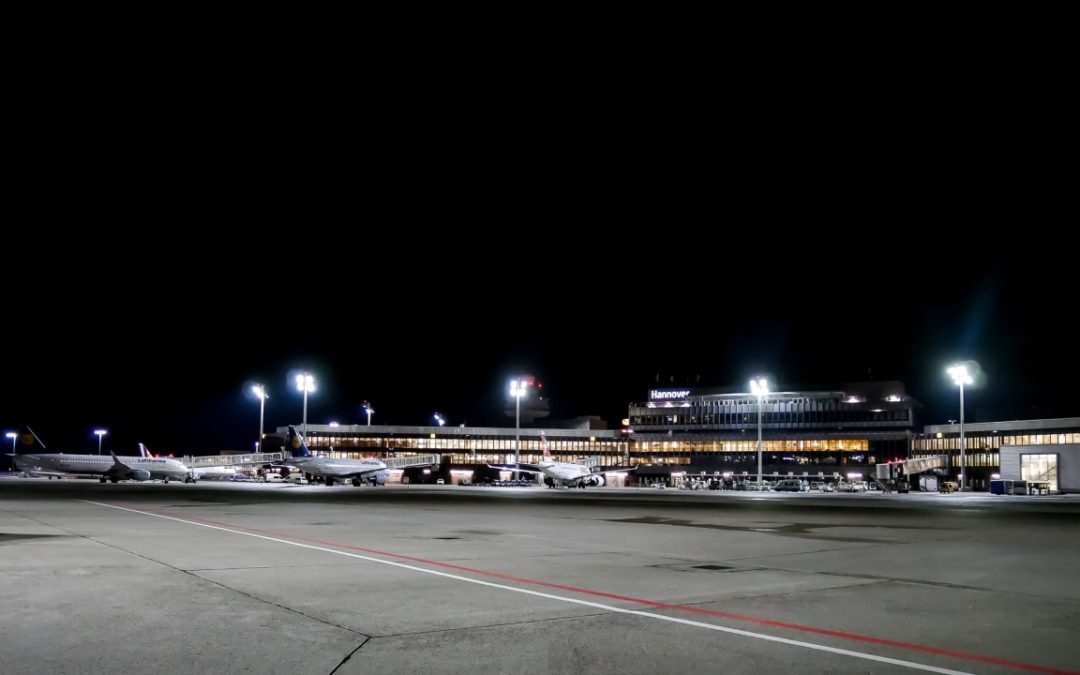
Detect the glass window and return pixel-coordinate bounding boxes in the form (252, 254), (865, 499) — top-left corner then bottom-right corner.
(1021, 453), (1058, 492)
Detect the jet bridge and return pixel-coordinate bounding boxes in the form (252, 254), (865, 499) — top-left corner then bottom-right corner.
(902, 455), (947, 474)
(383, 454), (440, 469)
(186, 452), (284, 468)
(875, 456), (948, 492)
(184, 452), (440, 471)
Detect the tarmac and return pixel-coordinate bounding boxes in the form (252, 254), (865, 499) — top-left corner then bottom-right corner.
(1, 479), (1078, 674)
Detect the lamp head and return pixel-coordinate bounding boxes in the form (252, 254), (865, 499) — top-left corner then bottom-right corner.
(295, 373), (316, 393)
(509, 378), (528, 399)
(749, 377), (769, 397)
(947, 364), (973, 386)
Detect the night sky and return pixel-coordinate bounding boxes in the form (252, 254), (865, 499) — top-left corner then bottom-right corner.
(3, 240), (1074, 464)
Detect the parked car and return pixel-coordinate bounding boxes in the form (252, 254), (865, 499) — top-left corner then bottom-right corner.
(774, 479), (803, 492)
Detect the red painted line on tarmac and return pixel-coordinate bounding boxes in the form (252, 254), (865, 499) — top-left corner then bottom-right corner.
(109, 501), (1077, 675)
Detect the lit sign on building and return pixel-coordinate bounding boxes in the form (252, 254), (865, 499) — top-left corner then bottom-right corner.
(649, 389), (691, 400)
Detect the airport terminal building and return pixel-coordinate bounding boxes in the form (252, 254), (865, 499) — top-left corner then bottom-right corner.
(269, 423), (629, 485)
(626, 381), (917, 483)
(273, 381), (918, 486)
(267, 386), (1076, 491)
(912, 417), (1080, 492)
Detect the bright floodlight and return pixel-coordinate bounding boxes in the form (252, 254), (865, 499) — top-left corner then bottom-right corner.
(947, 363), (975, 491)
(295, 373), (316, 393)
(749, 377), (768, 397)
(251, 383), (268, 453)
(94, 429), (108, 437)
(509, 378), (530, 480)
(5, 432), (15, 439)
(329, 421), (339, 427)
(296, 372), (316, 440)
(749, 377), (768, 489)
(948, 364), (973, 386)
(434, 413), (445, 426)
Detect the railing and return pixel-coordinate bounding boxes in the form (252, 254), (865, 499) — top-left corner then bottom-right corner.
(185, 452), (284, 467)
(382, 454), (440, 469)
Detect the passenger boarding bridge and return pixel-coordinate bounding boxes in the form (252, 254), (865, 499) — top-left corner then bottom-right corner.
(184, 453), (442, 470)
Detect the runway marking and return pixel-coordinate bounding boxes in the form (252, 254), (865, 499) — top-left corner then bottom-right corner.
(85, 501), (1075, 675)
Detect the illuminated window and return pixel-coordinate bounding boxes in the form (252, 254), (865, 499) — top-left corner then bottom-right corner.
(1021, 453), (1058, 492)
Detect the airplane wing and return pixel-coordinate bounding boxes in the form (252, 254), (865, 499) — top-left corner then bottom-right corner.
(109, 453), (140, 477)
(595, 465), (636, 475)
(19, 466), (67, 478)
(487, 463), (542, 476)
(107, 452), (159, 480)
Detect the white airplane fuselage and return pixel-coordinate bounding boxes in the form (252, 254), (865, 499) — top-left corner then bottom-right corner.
(16, 454), (189, 481)
(528, 460), (605, 487)
(286, 457), (389, 485)
(539, 460), (593, 483)
(190, 466), (237, 480)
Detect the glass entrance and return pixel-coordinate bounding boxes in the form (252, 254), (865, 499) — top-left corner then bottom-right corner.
(1021, 453), (1058, 493)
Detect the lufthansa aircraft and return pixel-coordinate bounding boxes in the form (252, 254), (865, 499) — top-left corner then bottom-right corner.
(13, 427), (189, 483)
(281, 426), (390, 486)
(138, 443), (236, 482)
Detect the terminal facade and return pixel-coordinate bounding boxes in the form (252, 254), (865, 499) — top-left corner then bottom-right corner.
(912, 417), (1080, 492)
(269, 383), (1078, 491)
(277, 380), (919, 486)
(626, 381), (916, 484)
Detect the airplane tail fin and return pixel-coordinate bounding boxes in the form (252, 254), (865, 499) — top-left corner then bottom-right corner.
(286, 426), (312, 458)
(13, 426), (48, 454)
(138, 443), (152, 458)
(541, 431), (551, 460)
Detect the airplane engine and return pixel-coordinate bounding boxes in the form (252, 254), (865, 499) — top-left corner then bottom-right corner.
(584, 475), (605, 487)
(368, 470), (389, 486)
(130, 469), (151, 481)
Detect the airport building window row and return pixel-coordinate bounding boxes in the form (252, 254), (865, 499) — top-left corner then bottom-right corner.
(264, 394), (1076, 491)
(274, 424), (628, 469)
(912, 418), (1080, 490)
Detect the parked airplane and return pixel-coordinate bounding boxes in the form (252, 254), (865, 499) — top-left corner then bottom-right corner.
(12, 427), (190, 484)
(139, 443), (236, 482)
(490, 433), (623, 488)
(281, 426), (389, 486)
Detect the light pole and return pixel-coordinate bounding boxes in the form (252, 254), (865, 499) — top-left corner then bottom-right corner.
(948, 364), (973, 491)
(6, 432), (16, 470)
(252, 384), (268, 453)
(510, 378), (527, 481)
(363, 401), (374, 426)
(295, 372), (316, 441)
(94, 429), (108, 455)
(750, 377), (768, 489)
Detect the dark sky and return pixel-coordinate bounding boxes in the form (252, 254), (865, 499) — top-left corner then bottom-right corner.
(3, 119), (1073, 461)
(3, 244), (1074, 461)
